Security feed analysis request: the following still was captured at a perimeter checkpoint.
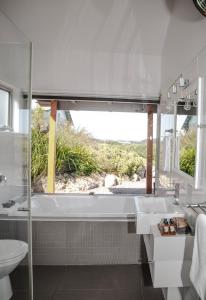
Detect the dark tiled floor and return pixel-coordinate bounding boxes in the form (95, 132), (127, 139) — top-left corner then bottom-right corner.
(11, 264), (164, 300)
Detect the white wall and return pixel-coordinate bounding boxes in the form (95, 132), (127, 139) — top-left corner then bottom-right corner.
(0, 11), (30, 204)
(161, 0), (206, 99)
(0, 0), (171, 98)
(33, 50), (161, 99)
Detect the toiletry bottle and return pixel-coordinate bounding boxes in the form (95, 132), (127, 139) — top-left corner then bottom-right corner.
(163, 219), (169, 234)
(169, 219), (175, 234)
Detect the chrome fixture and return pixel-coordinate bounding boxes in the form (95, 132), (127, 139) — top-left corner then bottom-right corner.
(167, 91), (171, 99)
(179, 76), (189, 88)
(0, 174), (7, 184)
(184, 99), (192, 111)
(167, 74), (190, 103)
(173, 183), (180, 205)
(2, 200), (15, 208)
(165, 183), (180, 205)
(186, 203), (206, 215)
(17, 207), (30, 212)
(179, 76), (185, 87)
(193, 0), (206, 17)
(172, 85), (177, 94)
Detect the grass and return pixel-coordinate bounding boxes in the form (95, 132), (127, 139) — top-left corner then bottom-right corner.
(31, 107), (147, 183)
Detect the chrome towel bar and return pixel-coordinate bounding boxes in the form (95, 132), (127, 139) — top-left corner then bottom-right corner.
(186, 204), (206, 215)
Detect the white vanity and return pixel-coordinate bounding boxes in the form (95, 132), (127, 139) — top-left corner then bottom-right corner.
(135, 196), (194, 300)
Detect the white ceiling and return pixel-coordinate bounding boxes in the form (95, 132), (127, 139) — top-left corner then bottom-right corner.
(0, 0), (171, 98)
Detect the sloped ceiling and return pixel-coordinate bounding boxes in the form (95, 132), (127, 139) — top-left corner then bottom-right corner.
(0, 0), (171, 98)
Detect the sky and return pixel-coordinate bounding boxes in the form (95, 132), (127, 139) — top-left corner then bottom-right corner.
(70, 111), (157, 142)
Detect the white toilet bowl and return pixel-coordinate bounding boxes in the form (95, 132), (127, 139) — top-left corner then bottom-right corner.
(0, 240), (28, 300)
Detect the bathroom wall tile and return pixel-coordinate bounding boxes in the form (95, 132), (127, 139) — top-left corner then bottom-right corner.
(33, 222), (67, 248)
(16, 221), (28, 242)
(0, 220), (17, 239)
(31, 221), (142, 265)
(33, 247), (67, 265)
(66, 222), (140, 249)
(65, 249), (139, 265)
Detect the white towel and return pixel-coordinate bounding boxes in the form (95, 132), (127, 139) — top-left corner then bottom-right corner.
(163, 135), (172, 172)
(190, 214), (206, 300)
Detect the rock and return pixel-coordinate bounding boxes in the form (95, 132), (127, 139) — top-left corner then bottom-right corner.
(133, 174), (141, 182)
(104, 174), (119, 188)
(32, 178), (46, 193)
(139, 167), (146, 179)
(88, 182), (99, 190)
(132, 174), (138, 181)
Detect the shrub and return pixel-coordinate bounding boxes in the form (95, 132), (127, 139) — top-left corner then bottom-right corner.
(31, 107), (147, 182)
(179, 147), (196, 177)
(56, 137), (99, 176)
(31, 128), (48, 181)
(95, 143), (145, 178)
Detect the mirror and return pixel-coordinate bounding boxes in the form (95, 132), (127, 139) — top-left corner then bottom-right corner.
(174, 77), (206, 189)
(176, 105), (197, 177)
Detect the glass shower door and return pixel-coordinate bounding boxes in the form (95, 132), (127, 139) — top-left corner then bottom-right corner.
(0, 11), (33, 300)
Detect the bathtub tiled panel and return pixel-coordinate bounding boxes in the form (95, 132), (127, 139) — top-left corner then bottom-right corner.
(32, 221), (142, 265)
(34, 222), (67, 248)
(0, 220), (143, 265)
(0, 221), (17, 239)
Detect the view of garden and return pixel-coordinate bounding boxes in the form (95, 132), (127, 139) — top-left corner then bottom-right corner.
(179, 127), (196, 177)
(31, 107), (153, 193)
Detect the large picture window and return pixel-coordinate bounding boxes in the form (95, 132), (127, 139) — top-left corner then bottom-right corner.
(31, 100), (157, 194)
(0, 87), (11, 130)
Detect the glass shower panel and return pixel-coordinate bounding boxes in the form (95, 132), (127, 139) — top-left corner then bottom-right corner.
(0, 11), (32, 300)
(159, 106), (175, 187)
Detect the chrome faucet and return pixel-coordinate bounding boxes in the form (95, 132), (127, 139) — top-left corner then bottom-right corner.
(173, 183), (180, 205)
(0, 174), (7, 184)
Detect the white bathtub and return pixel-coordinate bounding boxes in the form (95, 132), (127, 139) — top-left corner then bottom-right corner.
(17, 194), (136, 221)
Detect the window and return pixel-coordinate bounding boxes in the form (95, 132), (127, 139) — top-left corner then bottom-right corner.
(0, 88), (11, 130)
(32, 100), (157, 194)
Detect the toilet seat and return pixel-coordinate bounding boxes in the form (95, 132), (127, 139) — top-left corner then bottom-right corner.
(0, 240), (28, 300)
(0, 240), (28, 264)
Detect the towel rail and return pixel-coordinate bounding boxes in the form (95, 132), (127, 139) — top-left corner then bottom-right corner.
(187, 204), (206, 215)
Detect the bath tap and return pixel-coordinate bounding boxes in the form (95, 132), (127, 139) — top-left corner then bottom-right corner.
(165, 183), (180, 205)
(0, 174), (7, 184)
(89, 191), (95, 196)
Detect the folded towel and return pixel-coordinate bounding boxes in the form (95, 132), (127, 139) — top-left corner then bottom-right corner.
(190, 214), (206, 300)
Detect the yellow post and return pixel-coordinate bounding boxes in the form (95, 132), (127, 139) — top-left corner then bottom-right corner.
(47, 100), (57, 193)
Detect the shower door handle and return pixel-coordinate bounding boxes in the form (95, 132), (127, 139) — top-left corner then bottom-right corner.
(18, 207), (30, 212)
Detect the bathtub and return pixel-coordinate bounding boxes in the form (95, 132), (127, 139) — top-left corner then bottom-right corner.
(0, 194), (140, 265)
(16, 194), (136, 221)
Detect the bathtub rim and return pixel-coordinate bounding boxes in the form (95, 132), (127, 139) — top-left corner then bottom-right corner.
(1, 193), (138, 222)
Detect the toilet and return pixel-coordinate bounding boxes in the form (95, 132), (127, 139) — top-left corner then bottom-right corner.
(0, 240), (28, 300)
